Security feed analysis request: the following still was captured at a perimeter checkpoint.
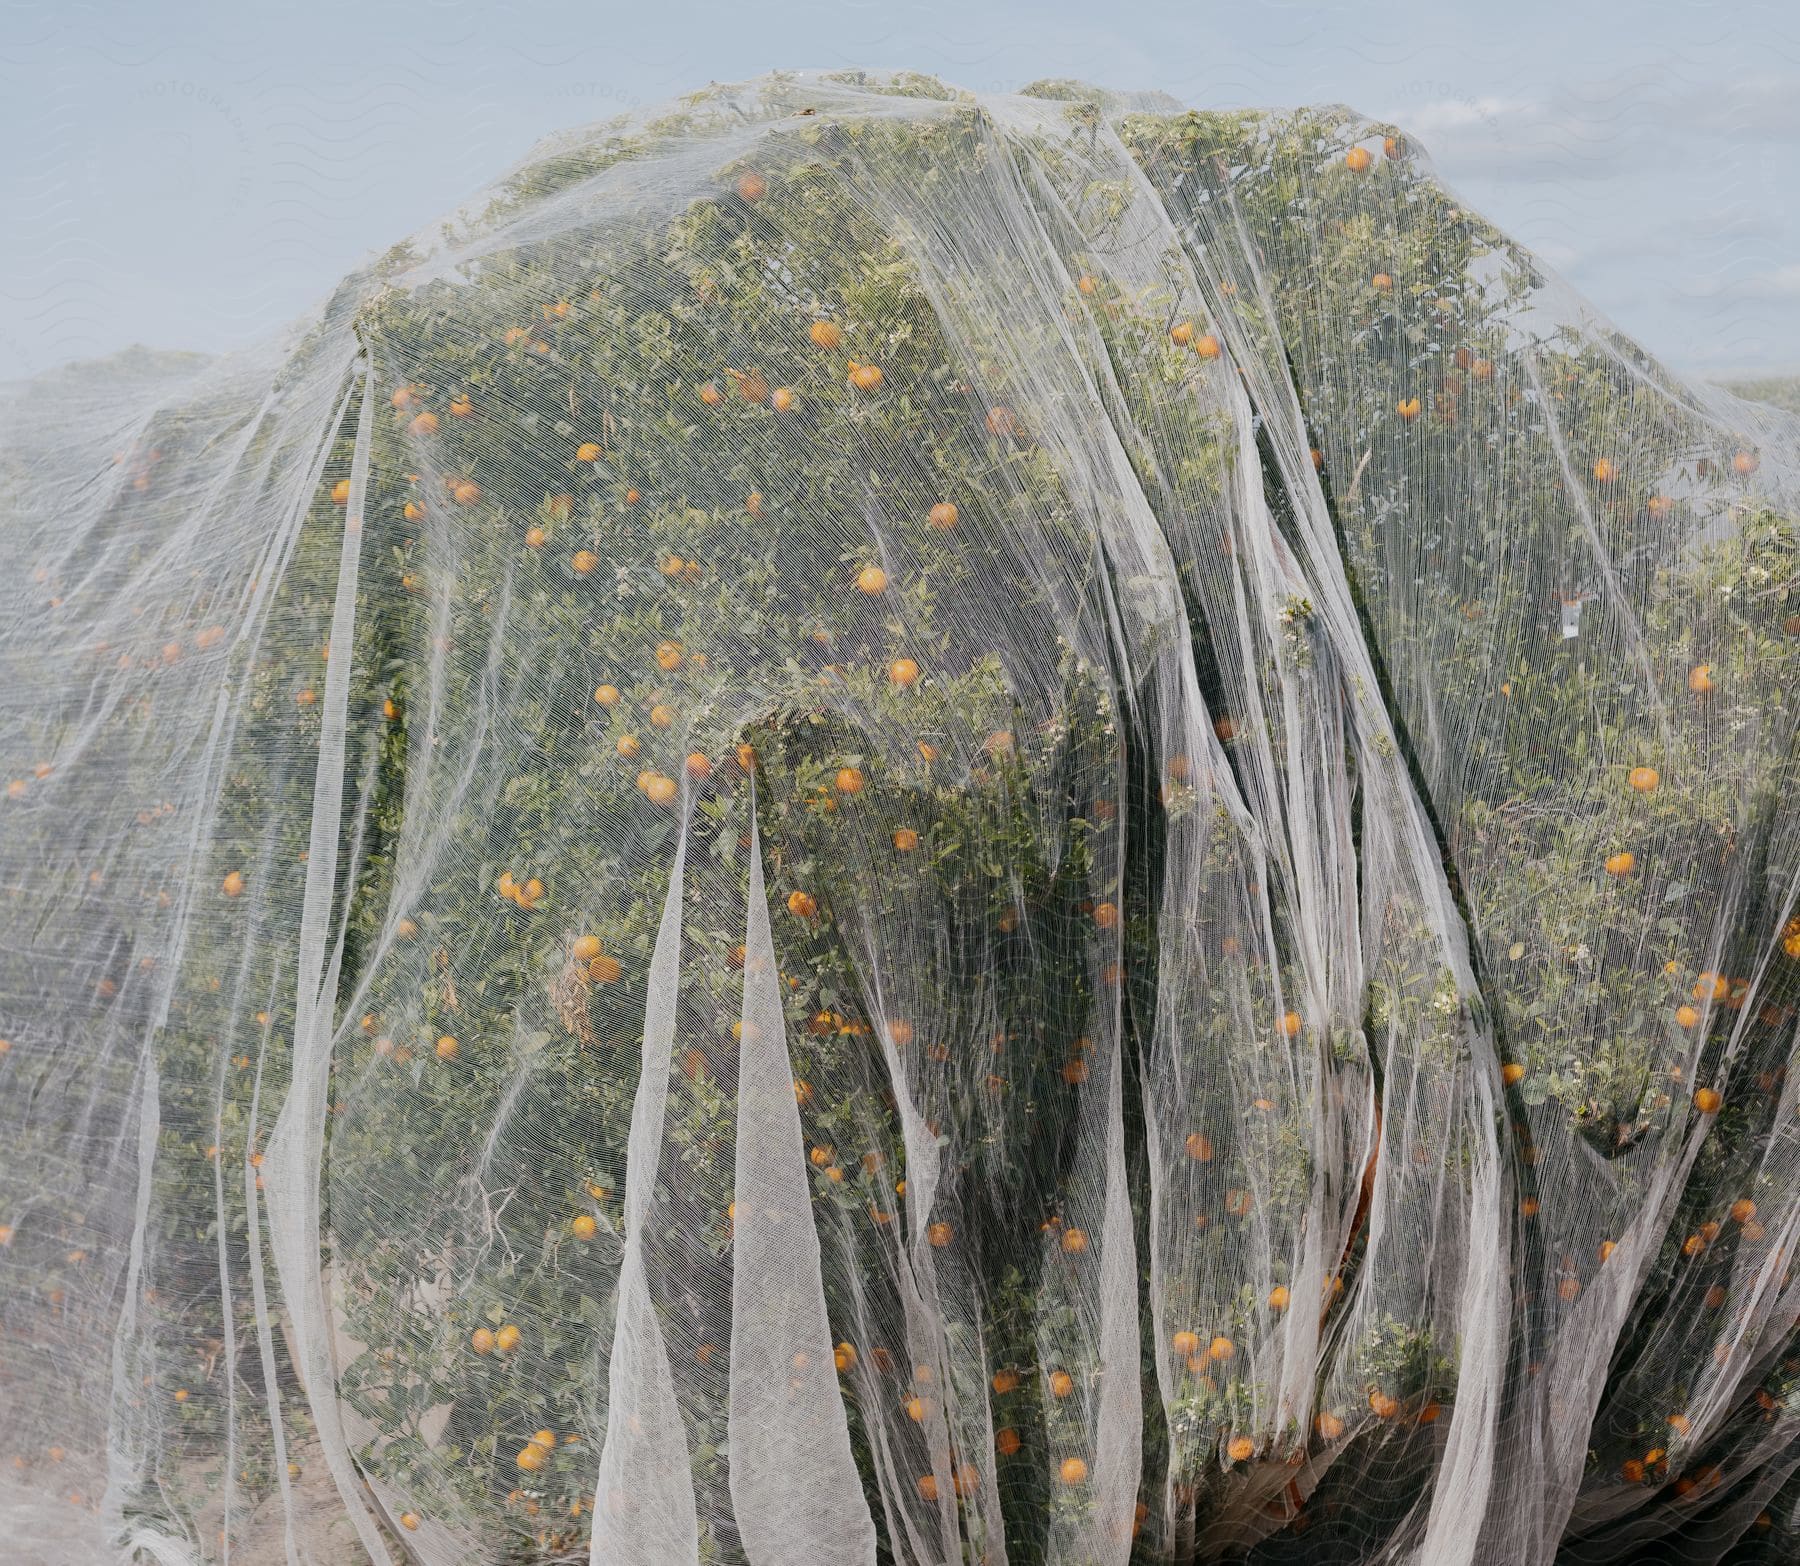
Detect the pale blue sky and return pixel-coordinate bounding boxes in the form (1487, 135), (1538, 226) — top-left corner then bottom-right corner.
(3, 0), (1797, 382)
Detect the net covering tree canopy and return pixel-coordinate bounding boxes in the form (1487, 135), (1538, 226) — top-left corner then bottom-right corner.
(1, 68), (1797, 1566)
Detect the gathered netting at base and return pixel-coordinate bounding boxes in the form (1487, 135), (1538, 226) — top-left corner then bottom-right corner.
(2, 70), (1798, 1566)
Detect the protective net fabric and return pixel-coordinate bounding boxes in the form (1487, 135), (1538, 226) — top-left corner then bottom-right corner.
(2, 70), (1798, 1566)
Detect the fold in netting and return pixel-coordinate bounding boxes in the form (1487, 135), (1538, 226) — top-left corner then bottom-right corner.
(0, 69), (1798, 1566)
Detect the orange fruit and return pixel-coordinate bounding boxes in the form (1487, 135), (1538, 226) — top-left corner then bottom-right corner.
(892, 828), (919, 851)
(855, 566), (888, 595)
(1315, 1411), (1346, 1439)
(834, 1342), (857, 1372)
(330, 479), (351, 506)
(648, 704), (675, 729)
(996, 1428), (1021, 1456)
(655, 641), (683, 671)
(642, 775), (677, 807)
(1731, 1198), (1757, 1223)
(985, 406), (1017, 438)
(435, 1035), (458, 1060)
(1396, 397), (1421, 420)
(787, 890), (817, 919)
(515, 1445), (545, 1472)
(1592, 458), (1617, 483)
(771, 387), (795, 411)
(928, 502), (959, 529)
(448, 394), (472, 418)
(927, 1221), (953, 1247)
(524, 526), (545, 549)
(1693, 1087), (1722, 1114)
(471, 1328), (496, 1355)
(848, 361), (884, 391)
(1279, 1010), (1302, 1037)
(1048, 1370), (1075, 1398)
(400, 1512), (420, 1530)
(1368, 1389), (1400, 1418)
(572, 1214), (597, 1240)
(1227, 1436), (1255, 1462)
(1501, 1063), (1526, 1086)
(1604, 851), (1635, 877)
(1598, 1240), (1616, 1262)
(992, 1367), (1020, 1394)
(1061, 1227), (1088, 1254)
(1688, 664), (1714, 694)
(809, 320), (841, 350)
(735, 170), (766, 201)
(1628, 766), (1659, 792)
(1675, 1005), (1701, 1029)
(1371, 273), (1393, 292)
(1194, 333), (1222, 359)
(1184, 1131), (1213, 1161)
(685, 753), (712, 780)
(221, 871), (245, 898)
(576, 442), (601, 462)
(571, 550), (598, 576)
(1732, 449), (1759, 475)
(594, 684), (619, 706)
(1208, 1335), (1235, 1361)
(1345, 146), (1372, 172)
(616, 733), (641, 759)
(1059, 1456), (1089, 1484)
(1092, 900), (1120, 929)
(409, 412), (439, 436)
(888, 658), (919, 687)
(1268, 1285), (1290, 1312)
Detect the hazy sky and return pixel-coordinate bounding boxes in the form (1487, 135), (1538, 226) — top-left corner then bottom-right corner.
(4, 0), (1797, 383)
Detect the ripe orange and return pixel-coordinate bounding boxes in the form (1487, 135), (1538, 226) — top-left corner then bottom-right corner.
(571, 550), (598, 575)
(735, 171), (766, 201)
(685, 753), (712, 781)
(1688, 664), (1714, 694)
(1628, 766), (1659, 792)
(809, 320), (841, 350)
(1048, 1370), (1075, 1398)
(1592, 458), (1617, 483)
(649, 704), (675, 729)
(1368, 1389), (1400, 1418)
(1227, 1436), (1254, 1462)
(1184, 1131), (1213, 1161)
(1675, 1004), (1701, 1029)
(1060, 1227), (1088, 1254)
(992, 1367), (1020, 1394)
(1693, 1087), (1722, 1114)
(642, 775), (677, 807)
(524, 526), (545, 549)
(787, 890), (817, 919)
(576, 442), (601, 462)
(515, 1445), (545, 1472)
(1345, 146), (1372, 172)
(848, 361), (884, 391)
(771, 387), (795, 411)
(572, 1214), (597, 1240)
(927, 1221), (953, 1247)
(1268, 1285), (1290, 1312)
(1733, 449), (1759, 475)
(928, 501), (959, 529)
(594, 684), (619, 707)
(888, 657), (919, 687)
(698, 383), (721, 406)
(1371, 273), (1393, 292)
(400, 1512), (420, 1530)
(1092, 900), (1119, 929)
(471, 1328), (495, 1355)
(985, 406), (1017, 438)
(448, 394), (472, 418)
(435, 1035), (458, 1060)
(1397, 397), (1421, 420)
(1502, 1062), (1526, 1086)
(331, 479), (351, 506)
(996, 1428), (1021, 1455)
(1604, 852), (1635, 877)
(1279, 1011), (1302, 1037)
(834, 1342), (857, 1372)
(616, 734), (641, 759)
(855, 566), (888, 595)
(409, 412), (439, 437)
(221, 871), (245, 898)
(1316, 1411), (1346, 1439)
(892, 828), (918, 852)
(1194, 333), (1222, 359)
(1170, 321), (1194, 345)
(1731, 1198), (1757, 1223)
(1059, 1456), (1088, 1484)
(655, 641), (683, 671)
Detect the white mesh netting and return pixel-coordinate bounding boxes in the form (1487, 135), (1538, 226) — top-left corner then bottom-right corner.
(2, 70), (1798, 1566)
